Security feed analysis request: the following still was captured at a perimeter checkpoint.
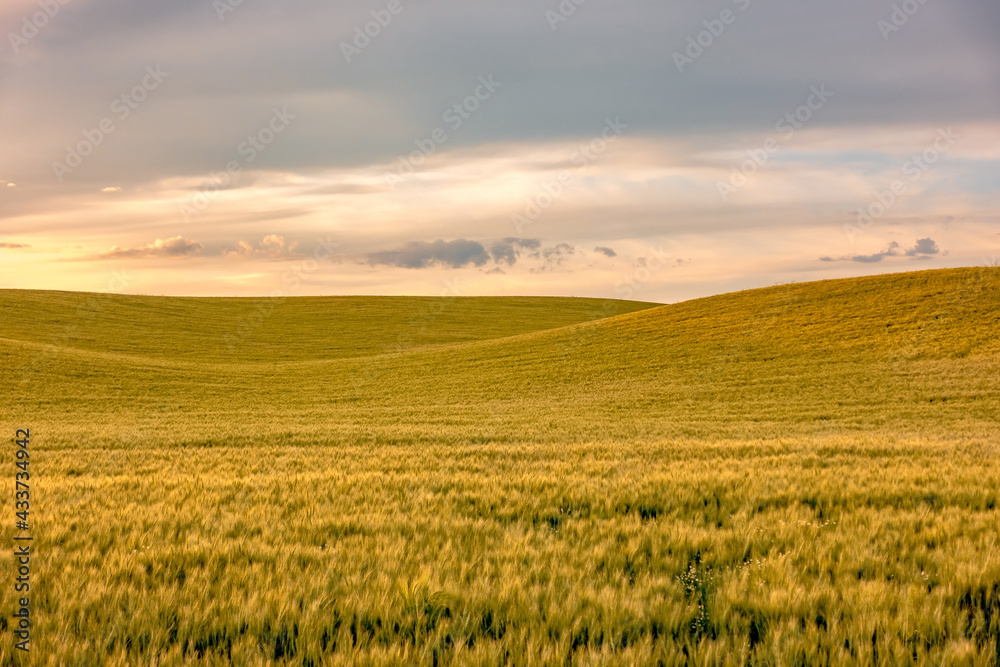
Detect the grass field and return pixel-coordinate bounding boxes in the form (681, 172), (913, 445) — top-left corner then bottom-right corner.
(2, 266), (1000, 665)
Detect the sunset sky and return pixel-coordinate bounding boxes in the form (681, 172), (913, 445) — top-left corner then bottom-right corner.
(2, 0), (998, 303)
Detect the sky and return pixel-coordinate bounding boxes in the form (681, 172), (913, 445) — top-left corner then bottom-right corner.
(1, 0), (998, 303)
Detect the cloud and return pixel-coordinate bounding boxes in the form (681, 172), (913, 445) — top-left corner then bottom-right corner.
(101, 187), (121, 193)
(0, 242), (29, 249)
(528, 243), (576, 272)
(223, 235), (299, 259)
(364, 239), (491, 269)
(99, 236), (203, 260)
(820, 238), (943, 264)
(852, 242), (902, 263)
(542, 244), (575, 263)
(359, 237), (577, 271)
(489, 238), (541, 265)
(5, 0), (998, 194)
(594, 247), (617, 258)
(906, 237), (941, 257)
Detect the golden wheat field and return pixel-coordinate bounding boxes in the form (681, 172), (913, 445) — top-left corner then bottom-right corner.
(2, 266), (1000, 665)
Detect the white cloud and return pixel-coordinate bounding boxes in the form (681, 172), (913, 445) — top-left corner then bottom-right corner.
(99, 236), (203, 260)
(223, 235), (299, 259)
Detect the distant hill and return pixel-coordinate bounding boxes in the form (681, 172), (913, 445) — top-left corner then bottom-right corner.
(0, 293), (659, 363)
(5, 267), (1000, 663)
(2, 267), (997, 449)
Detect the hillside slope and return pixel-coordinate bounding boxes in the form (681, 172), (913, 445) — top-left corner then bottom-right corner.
(0, 292), (659, 363)
(3, 267), (997, 448)
(3, 267), (1000, 664)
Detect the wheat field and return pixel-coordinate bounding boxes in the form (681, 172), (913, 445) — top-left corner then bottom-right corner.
(2, 267), (999, 665)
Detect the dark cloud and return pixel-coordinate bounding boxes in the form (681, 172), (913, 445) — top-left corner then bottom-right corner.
(489, 240), (519, 265)
(524, 243), (576, 272)
(0, 242), (30, 249)
(542, 244), (575, 263)
(98, 236), (203, 259)
(3, 0), (997, 190)
(360, 238), (576, 270)
(489, 238), (541, 265)
(853, 244), (900, 263)
(527, 244), (576, 272)
(906, 238), (941, 257)
(594, 247), (617, 258)
(821, 239), (943, 264)
(507, 238), (540, 250)
(364, 239), (490, 269)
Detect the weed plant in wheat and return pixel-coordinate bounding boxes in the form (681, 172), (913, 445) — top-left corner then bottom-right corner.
(1, 267), (999, 664)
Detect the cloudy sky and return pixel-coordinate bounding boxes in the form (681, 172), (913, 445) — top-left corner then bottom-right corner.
(2, 0), (998, 302)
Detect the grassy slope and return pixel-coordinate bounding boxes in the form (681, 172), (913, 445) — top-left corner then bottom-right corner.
(0, 292), (659, 363)
(2, 267), (1000, 664)
(4, 267), (998, 447)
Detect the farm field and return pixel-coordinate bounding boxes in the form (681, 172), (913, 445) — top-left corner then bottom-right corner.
(2, 266), (1000, 664)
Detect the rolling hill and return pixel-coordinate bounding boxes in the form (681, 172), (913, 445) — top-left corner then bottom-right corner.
(3, 267), (997, 448)
(2, 266), (999, 664)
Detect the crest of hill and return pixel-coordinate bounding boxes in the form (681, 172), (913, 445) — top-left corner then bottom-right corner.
(379, 266), (1000, 374)
(0, 293), (660, 363)
(569, 266), (1000, 361)
(2, 267), (997, 447)
(1, 268), (997, 370)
